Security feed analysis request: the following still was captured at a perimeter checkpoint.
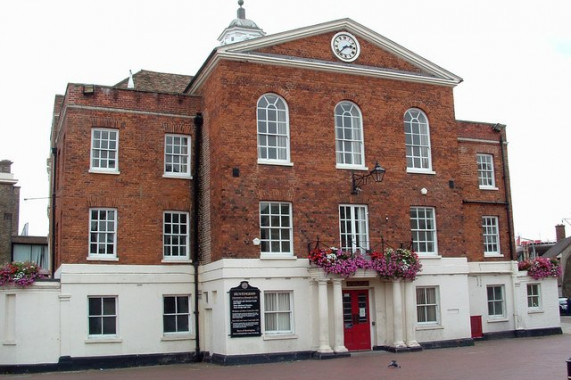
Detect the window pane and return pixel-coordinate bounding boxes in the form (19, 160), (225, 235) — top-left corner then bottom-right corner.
(164, 316), (176, 333)
(89, 317), (101, 335)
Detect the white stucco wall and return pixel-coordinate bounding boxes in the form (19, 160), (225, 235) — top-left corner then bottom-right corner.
(468, 261), (561, 335)
(199, 258), (315, 357)
(1, 259), (563, 368)
(0, 282), (61, 365)
(58, 264), (196, 359)
(515, 272), (561, 331)
(413, 257), (472, 343)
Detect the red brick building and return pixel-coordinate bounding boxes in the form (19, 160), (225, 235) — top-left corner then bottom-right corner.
(20, 7), (559, 371)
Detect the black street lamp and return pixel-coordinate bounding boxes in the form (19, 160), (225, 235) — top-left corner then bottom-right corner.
(351, 162), (386, 194)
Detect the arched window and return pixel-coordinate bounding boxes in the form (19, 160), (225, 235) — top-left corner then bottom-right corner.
(257, 94), (290, 163)
(404, 108), (432, 171)
(334, 101), (364, 167)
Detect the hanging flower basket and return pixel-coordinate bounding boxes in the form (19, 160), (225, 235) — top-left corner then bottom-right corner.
(369, 248), (422, 281)
(308, 247), (370, 278)
(0, 262), (45, 287)
(308, 246), (422, 281)
(518, 257), (561, 280)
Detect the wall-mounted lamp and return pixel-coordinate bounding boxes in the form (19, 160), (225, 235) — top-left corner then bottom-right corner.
(351, 162), (386, 194)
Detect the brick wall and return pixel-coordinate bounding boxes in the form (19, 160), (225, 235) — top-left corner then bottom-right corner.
(52, 85), (200, 267)
(0, 182), (19, 264)
(199, 59), (473, 262)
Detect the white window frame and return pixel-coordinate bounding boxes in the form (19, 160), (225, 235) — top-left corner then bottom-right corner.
(163, 211), (190, 261)
(339, 204), (369, 253)
(416, 286), (440, 325)
(526, 283), (541, 309)
(88, 296), (118, 337)
(482, 216), (501, 256)
(259, 202), (293, 256)
(404, 108), (433, 173)
(163, 295), (191, 334)
(90, 128), (119, 173)
(257, 93), (291, 165)
(264, 291), (293, 335)
(335, 101), (365, 169)
(410, 206), (438, 256)
(487, 285), (505, 319)
(164, 134), (191, 178)
(88, 208), (117, 259)
(477, 154), (497, 189)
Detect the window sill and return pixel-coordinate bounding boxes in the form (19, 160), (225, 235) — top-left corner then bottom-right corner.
(161, 258), (192, 264)
(257, 160), (293, 167)
(484, 253), (504, 258)
(418, 254), (441, 260)
(163, 174), (192, 180)
(89, 169), (120, 175)
(479, 186), (499, 191)
(2, 341), (16, 346)
(527, 309), (543, 314)
(416, 324), (443, 331)
(87, 256), (119, 261)
(336, 164), (368, 171)
(161, 334), (195, 341)
(263, 334), (297, 341)
(85, 337), (122, 344)
(260, 254), (297, 260)
(486, 317), (508, 323)
(406, 168), (436, 175)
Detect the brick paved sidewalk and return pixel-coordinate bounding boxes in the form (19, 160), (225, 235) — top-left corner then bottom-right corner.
(3, 321), (570, 380)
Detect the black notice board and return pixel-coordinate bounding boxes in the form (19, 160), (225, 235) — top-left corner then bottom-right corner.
(229, 281), (261, 337)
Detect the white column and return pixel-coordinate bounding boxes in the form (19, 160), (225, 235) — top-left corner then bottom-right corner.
(317, 278), (333, 353)
(59, 294), (72, 358)
(3, 294), (16, 345)
(404, 280), (420, 347)
(392, 280), (406, 348)
(331, 278), (348, 353)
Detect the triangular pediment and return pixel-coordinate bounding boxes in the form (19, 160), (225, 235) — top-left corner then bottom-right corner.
(188, 19), (462, 93)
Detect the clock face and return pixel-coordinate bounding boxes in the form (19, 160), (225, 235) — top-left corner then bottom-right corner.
(331, 32), (360, 62)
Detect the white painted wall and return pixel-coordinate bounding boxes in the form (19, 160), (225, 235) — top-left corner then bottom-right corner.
(57, 264), (196, 359)
(0, 259), (563, 368)
(468, 261), (561, 335)
(199, 258), (315, 356)
(414, 257), (472, 343)
(0, 282), (61, 365)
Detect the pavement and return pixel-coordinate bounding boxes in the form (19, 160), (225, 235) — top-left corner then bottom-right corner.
(3, 316), (571, 380)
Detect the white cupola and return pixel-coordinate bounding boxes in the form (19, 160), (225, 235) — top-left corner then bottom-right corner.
(218, 0), (265, 45)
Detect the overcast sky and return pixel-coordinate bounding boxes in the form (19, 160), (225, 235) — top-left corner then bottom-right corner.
(1, 0), (570, 242)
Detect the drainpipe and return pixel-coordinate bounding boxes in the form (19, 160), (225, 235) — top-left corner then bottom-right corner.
(192, 112), (203, 361)
(50, 147), (57, 277)
(495, 124), (520, 330)
(496, 127), (514, 261)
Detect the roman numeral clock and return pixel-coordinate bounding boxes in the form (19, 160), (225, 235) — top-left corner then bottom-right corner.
(331, 31), (361, 62)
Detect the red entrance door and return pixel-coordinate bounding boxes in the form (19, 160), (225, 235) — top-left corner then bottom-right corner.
(343, 289), (371, 350)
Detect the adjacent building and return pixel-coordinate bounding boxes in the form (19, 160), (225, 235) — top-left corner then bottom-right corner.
(0, 160), (20, 264)
(0, 4), (562, 372)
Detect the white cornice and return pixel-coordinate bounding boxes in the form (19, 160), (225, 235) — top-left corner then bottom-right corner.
(188, 18), (462, 94)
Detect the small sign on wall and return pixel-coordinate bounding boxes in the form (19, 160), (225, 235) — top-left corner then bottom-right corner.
(229, 281), (261, 337)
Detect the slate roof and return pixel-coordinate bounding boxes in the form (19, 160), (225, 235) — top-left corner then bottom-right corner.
(542, 236), (571, 258)
(115, 70), (193, 94)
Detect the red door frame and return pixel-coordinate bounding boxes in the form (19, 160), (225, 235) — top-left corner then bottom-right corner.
(342, 289), (371, 350)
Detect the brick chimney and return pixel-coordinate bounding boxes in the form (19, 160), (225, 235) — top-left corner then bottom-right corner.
(555, 224), (566, 242)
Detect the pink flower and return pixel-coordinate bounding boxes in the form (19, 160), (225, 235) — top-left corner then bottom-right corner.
(518, 257), (561, 280)
(0, 262), (45, 288)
